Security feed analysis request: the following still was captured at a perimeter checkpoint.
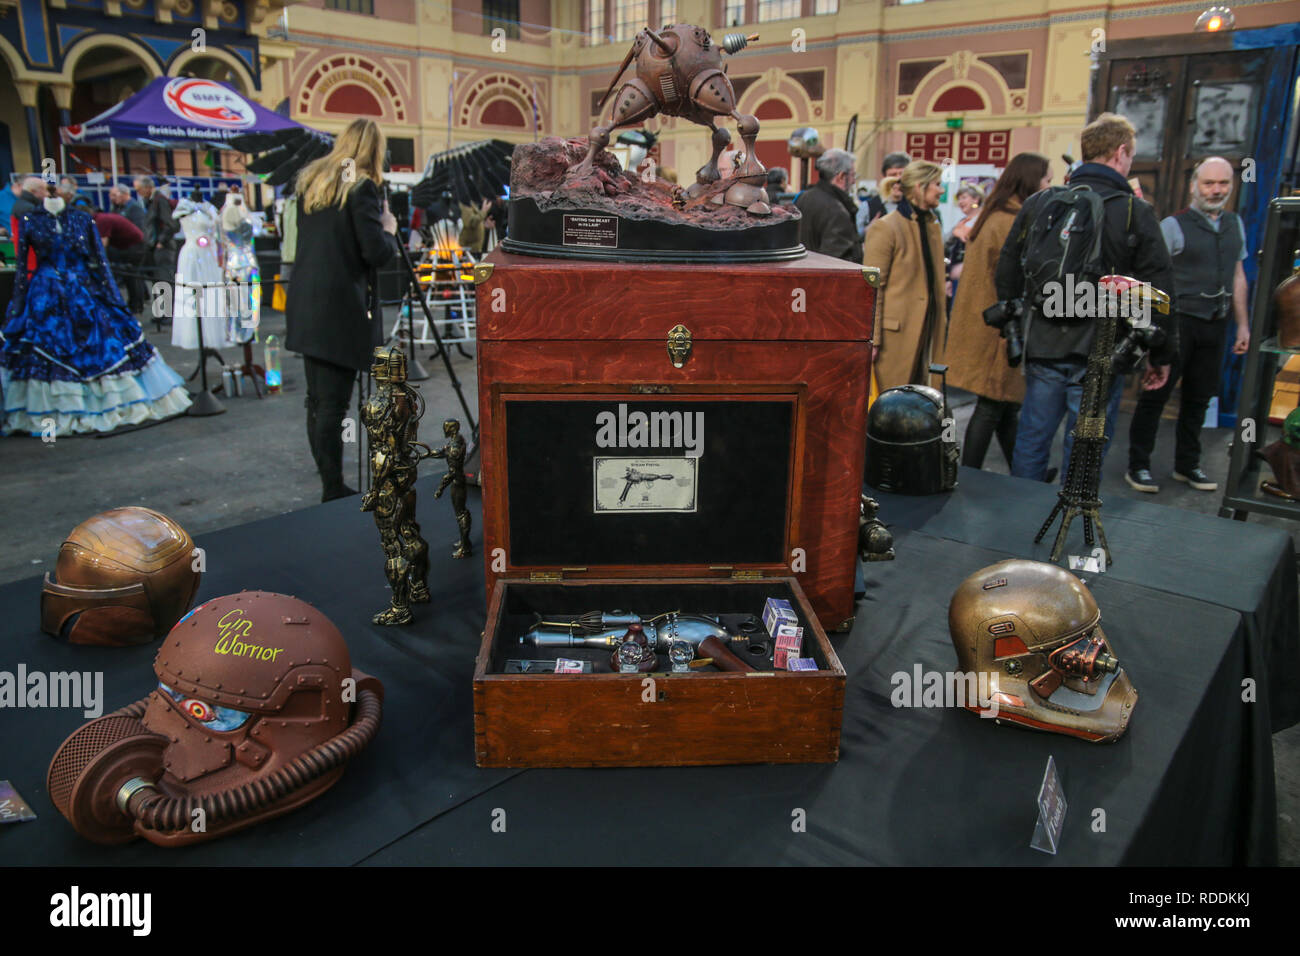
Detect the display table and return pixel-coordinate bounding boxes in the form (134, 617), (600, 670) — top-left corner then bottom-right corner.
(0, 473), (1284, 865)
(873, 465), (1300, 732)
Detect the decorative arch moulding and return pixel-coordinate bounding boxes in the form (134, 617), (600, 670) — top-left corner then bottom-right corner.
(58, 33), (166, 82)
(479, 96), (528, 127)
(457, 72), (544, 129)
(166, 46), (257, 93)
(916, 70), (1006, 117)
(895, 49), (1030, 119)
(933, 84), (985, 113)
(736, 79), (818, 125)
(300, 52), (407, 123)
(754, 96), (795, 120)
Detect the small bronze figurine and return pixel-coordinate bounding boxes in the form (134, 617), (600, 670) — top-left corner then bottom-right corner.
(858, 495), (896, 562)
(361, 346), (431, 625)
(430, 418), (473, 559)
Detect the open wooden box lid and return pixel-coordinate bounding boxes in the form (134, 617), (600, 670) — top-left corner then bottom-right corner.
(475, 248), (877, 611)
(489, 388), (804, 581)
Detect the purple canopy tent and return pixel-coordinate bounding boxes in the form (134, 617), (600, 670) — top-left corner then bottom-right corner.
(59, 77), (312, 182)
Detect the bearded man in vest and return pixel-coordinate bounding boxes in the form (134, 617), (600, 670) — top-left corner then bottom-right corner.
(1125, 156), (1250, 494)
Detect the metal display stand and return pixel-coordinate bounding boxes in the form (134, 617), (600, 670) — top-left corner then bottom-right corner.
(1220, 197), (1300, 521)
(179, 279), (225, 417)
(387, 230), (478, 437)
(233, 340), (265, 399)
(388, 247), (477, 361)
(1036, 311), (1120, 563)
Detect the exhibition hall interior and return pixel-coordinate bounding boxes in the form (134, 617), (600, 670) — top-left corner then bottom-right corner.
(2, 0), (1300, 892)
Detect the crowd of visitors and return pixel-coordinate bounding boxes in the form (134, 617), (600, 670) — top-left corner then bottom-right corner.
(794, 110), (1248, 492)
(2, 109), (1257, 493)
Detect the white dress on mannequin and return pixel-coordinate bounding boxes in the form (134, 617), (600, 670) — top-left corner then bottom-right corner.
(171, 199), (233, 349)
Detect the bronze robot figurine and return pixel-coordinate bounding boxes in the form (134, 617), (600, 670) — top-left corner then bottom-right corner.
(430, 417), (473, 559)
(361, 346), (432, 625)
(578, 24), (769, 214)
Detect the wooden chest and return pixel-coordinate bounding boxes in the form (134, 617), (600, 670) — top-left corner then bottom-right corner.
(471, 249), (875, 767)
(473, 576), (846, 767)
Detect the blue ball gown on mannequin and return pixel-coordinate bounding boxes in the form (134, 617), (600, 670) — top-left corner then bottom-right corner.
(2, 204), (192, 435)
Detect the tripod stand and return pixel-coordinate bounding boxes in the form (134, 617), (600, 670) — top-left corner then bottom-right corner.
(178, 279), (226, 417)
(1034, 279), (1171, 565)
(384, 186), (478, 441)
(1033, 307), (1119, 565)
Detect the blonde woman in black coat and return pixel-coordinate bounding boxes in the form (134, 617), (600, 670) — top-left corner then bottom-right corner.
(286, 118), (398, 501)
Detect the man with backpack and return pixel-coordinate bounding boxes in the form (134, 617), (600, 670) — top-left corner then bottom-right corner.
(996, 112), (1177, 483)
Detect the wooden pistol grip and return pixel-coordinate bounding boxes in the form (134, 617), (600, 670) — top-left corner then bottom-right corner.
(699, 636), (756, 673)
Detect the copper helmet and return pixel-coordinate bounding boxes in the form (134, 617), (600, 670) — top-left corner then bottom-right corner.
(948, 559), (1137, 743)
(47, 592), (383, 846)
(41, 506), (201, 647)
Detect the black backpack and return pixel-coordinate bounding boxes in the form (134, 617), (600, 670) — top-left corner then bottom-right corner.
(1018, 184), (1132, 321)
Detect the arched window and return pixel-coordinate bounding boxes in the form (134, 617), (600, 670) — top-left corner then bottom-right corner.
(932, 85), (985, 112)
(323, 84), (384, 116)
(754, 98), (794, 120)
(481, 98), (528, 127)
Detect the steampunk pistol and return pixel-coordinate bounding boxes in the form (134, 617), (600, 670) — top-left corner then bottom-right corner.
(620, 468), (676, 502)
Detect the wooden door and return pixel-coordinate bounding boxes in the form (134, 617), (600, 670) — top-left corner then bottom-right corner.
(1100, 55), (1184, 213)
(1175, 49), (1274, 215)
(1095, 39), (1275, 219)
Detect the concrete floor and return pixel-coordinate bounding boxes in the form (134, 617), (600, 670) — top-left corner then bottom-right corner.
(2, 304), (1296, 864)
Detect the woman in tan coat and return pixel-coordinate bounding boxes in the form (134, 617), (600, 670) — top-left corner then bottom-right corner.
(941, 152), (1051, 469)
(864, 160), (947, 392)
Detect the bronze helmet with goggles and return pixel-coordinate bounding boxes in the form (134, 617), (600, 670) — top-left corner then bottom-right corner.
(948, 559), (1137, 742)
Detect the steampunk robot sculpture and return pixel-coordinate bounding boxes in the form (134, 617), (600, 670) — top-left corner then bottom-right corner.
(1034, 277), (1170, 565)
(578, 25), (769, 214)
(430, 418), (473, 559)
(361, 346), (432, 625)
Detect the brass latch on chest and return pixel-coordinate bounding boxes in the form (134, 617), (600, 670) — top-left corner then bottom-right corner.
(667, 324), (692, 368)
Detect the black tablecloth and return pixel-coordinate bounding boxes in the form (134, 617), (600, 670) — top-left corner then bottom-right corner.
(0, 477), (520, 866)
(871, 465), (1300, 733)
(0, 475), (1283, 865)
(362, 530), (1271, 865)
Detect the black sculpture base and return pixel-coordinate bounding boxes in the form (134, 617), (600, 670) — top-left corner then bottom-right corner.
(503, 197), (805, 263)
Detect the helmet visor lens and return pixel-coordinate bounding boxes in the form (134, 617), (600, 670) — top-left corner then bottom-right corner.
(159, 682), (252, 732)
